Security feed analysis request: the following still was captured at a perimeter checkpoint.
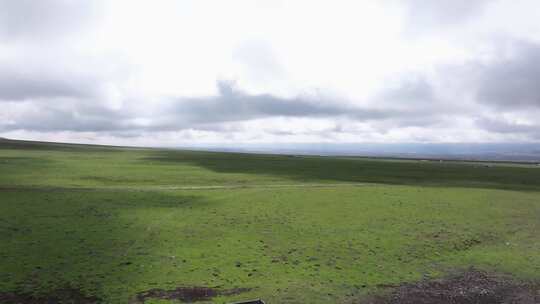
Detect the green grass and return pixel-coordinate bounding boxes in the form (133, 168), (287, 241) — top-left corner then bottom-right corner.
(1, 138), (540, 303)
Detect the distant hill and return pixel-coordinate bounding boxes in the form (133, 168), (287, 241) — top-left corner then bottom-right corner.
(0, 137), (130, 152)
(2, 137), (540, 162)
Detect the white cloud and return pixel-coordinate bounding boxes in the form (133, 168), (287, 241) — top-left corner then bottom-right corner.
(1, 0), (540, 145)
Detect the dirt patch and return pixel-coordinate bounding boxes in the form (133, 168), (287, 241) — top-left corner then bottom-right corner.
(363, 268), (539, 304)
(0, 287), (100, 304)
(130, 286), (251, 303)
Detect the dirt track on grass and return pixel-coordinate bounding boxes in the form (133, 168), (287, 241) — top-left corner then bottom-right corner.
(0, 182), (370, 192)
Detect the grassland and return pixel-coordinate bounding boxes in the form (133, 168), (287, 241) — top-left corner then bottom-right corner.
(1, 138), (540, 303)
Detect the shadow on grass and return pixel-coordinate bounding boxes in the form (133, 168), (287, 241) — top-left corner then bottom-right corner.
(0, 189), (217, 303)
(144, 150), (540, 191)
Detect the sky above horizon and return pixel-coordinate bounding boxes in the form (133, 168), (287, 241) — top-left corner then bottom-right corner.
(1, 0), (540, 146)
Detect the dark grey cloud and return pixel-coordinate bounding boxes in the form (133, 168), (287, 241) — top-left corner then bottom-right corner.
(1, 80), (444, 134)
(476, 117), (540, 138)
(0, 101), (129, 132)
(370, 76), (462, 128)
(474, 40), (540, 108)
(0, 67), (96, 101)
(0, 51), (132, 102)
(164, 80), (397, 126)
(0, 0), (98, 41)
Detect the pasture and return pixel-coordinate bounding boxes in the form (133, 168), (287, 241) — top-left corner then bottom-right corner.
(1, 138), (539, 303)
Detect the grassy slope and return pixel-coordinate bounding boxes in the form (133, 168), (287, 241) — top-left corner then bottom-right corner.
(1, 138), (540, 303)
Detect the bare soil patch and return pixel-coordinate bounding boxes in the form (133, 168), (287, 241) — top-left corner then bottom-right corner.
(0, 287), (100, 304)
(364, 268), (539, 304)
(130, 286), (251, 303)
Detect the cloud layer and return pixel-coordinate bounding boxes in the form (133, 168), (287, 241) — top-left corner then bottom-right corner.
(1, 0), (540, 146)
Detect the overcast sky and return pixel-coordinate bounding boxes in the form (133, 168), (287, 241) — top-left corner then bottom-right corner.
(1, 0), (540, 146)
